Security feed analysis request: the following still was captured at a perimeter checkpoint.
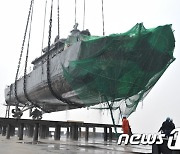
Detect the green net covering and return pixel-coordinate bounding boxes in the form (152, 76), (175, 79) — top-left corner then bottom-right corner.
(63, 23), (175, 117)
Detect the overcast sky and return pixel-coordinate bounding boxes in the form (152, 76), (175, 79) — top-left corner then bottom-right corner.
(0, 0), (179, 133)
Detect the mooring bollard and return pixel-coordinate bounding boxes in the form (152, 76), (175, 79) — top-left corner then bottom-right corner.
(33, 123), (39, 142)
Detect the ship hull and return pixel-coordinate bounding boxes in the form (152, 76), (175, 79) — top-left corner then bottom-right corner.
(5, 24), (175, 114)
(5, 42), (84, 112)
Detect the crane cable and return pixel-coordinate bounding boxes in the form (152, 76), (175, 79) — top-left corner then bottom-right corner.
(57, 0), (60, 39)
(83, 0), (86, 30)
(46, 0), (84, 108)
(23, 0), (44, 111)
(75, 0), (77, 24)
(101, 0), (105, 36)
(41, 0), (47, 55)
(14, 0), (34, 105)
(23, 0), (34, 104)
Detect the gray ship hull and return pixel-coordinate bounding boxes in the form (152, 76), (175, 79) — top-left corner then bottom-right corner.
(5, 41), (84, 112)
(4, 24), (175, 115)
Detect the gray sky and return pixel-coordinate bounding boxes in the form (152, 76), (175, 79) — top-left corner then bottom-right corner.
(0, 0), (180, 133)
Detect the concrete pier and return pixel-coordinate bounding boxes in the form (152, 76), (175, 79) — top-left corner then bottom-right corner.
(85, 126), (89, 141)
(0, 118), (122, 142)
(66, 127), (70, 138)
(104, 127), (108, 141)
(93, 127), (96, 138)
(18, 123), (24, 140)
(54, 125), (61, 140)
(27, 125), (34, 137)
(33, 123), (39, 142)
(2, 117), (175, 154)
(10, 125), (15, 136)
(72, 124), (78, 140)
(2, 125), (6, 136)
(69, 126), (72, 139)
(0, 125), (2, 134)
(39, 125), (48, 139)
(78, 127), (81, 138)
(6, 124), (11, 139)
(109, 127), (112, 142)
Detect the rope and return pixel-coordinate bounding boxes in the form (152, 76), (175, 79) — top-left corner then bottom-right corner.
(41, 0), (47, 55)
(83, 0), (86, 30)
(104, 96), (118, 135)
(101, 0), (105, 36)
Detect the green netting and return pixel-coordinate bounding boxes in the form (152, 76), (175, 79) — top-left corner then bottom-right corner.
(63, 23), (175, 117)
